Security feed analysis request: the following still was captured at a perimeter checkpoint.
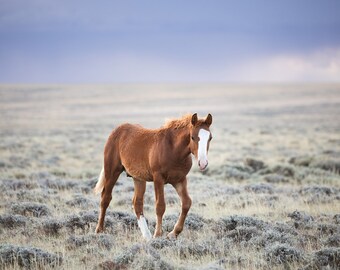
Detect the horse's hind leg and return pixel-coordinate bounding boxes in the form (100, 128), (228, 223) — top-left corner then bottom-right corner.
(167, 177), (192, 238)
(95, 169), (121, 233)
(133, 179), (151, 239)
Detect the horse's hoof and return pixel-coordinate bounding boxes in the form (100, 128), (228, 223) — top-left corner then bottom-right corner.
(166, 231), (177, 239)
(95, 227), (103, 234)
(153, 232), (163, 238)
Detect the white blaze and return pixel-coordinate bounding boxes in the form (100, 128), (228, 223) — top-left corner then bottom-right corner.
(137, 216), (152, 240)
(198, 129), (210, 170)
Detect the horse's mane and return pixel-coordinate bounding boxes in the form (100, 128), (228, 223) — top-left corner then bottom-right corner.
(162, 114), (192, 129)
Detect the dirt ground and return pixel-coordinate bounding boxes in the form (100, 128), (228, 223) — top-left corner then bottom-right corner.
(0, 84), (339, 269)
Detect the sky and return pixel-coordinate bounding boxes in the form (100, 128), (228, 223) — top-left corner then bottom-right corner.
(0, 0), (340, 83)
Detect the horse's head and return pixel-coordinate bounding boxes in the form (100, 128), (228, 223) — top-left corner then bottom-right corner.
(189, 113), (213, 171)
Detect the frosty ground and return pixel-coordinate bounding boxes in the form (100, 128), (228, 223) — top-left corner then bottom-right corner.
(0, 84), (339, 269)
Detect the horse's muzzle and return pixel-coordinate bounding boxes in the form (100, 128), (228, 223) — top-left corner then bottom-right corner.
(198, 160), (208, 171)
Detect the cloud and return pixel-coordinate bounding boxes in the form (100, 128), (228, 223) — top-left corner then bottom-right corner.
(226, 48), (340, 82)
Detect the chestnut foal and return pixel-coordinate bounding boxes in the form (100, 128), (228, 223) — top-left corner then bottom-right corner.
(94, 113), (213, 239)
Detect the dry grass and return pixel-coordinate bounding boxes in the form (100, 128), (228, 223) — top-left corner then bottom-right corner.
(0, 84), (340, 269)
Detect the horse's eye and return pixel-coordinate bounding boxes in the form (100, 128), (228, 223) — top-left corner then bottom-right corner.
(191, 136), (195, 141)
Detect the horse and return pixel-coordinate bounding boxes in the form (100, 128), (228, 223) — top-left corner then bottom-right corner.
(94, 113), (213, 239)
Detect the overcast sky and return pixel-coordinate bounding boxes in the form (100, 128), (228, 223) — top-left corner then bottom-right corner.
(0, 0), (340, 83)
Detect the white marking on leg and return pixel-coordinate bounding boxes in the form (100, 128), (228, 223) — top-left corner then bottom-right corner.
(198, 129), (210, 170)
(137, 215), (152, 240)
(94, 167), (105, 194)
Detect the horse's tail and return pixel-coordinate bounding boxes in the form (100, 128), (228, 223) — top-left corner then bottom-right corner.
(94, 167), (105, 195)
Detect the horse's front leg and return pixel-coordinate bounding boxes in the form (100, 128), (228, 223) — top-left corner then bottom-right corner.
(153, 173), (165, 237)
(168, 177), (192, 238)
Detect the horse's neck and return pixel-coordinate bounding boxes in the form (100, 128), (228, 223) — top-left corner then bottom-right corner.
(171, 128), (191, 157)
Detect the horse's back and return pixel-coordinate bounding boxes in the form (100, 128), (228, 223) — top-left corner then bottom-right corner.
(114, 123), (155, 145)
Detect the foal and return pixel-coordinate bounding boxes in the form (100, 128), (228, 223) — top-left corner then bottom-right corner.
(94, 113), (213, 239)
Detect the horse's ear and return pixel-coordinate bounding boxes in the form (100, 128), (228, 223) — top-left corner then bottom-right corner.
(205, 113), (212, 126)
(191, 113), (198, 126)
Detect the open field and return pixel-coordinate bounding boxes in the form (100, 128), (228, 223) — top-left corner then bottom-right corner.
(0, 84), (340, 269)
